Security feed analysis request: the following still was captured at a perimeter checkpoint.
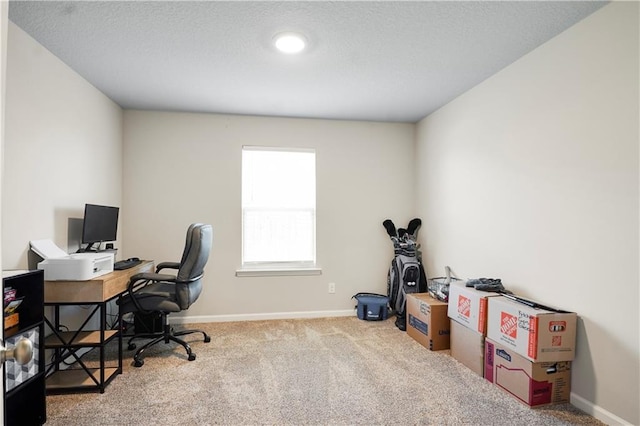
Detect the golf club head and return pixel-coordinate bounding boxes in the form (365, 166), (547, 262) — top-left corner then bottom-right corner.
(383, 219), (397, 238)
(407, 218), (422, 239)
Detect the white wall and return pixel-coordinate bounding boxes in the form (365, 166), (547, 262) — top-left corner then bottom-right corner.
(3, 23), (123, 268)
(415, 3), (639, 425)
(122, 111), (415, 319)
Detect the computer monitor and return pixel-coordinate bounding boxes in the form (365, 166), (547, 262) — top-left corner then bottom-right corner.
(81, 204), (119, 252)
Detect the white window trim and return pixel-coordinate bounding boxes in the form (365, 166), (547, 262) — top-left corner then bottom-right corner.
(235, 266), (322, 277)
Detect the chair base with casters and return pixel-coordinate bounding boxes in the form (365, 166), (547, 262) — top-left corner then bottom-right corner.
(127, 313), (211, 367)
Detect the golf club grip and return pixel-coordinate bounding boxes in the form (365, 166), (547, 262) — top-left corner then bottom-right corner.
(499, 292), (565, 312)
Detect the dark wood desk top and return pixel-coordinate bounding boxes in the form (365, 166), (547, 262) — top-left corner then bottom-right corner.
(44, 260), (153, 304)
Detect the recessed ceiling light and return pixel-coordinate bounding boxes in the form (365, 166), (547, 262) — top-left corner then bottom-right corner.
(273, 32), (307, 54)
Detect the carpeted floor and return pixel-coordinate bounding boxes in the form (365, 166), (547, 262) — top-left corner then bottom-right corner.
(45, 316), (603, 425)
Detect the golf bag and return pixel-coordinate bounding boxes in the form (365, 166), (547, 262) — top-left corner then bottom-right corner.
(383, 218), (428, 331)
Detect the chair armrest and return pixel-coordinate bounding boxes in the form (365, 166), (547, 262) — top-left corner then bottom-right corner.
(126, 272), (176, 301)
(129, 272), (176, 284)
(124, 272), (177, 315)
(156, 262), (180, 273)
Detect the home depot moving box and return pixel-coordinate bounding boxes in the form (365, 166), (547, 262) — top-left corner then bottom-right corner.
(450, 319), (485, 376)
(484, 338), (571, 407)
(406, 293), (450, 351)
(447, 282), (501, 335)
(487, 296), (577, 362)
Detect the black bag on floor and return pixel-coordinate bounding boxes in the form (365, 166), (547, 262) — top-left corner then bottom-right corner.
(383, 218), (428, 331)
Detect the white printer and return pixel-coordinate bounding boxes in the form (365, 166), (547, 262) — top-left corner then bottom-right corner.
(30, 239), (114, 281)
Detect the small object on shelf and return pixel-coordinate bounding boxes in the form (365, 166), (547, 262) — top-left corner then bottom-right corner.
(4, 296), (23, 315)
(4, 286), (17, 305)
(4, 312), (19, 329)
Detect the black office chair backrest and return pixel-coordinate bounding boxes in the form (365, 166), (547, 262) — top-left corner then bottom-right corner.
(179, 223), (202, 265)
(176, 224), (213, 310)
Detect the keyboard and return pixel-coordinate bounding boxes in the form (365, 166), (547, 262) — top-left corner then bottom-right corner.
(114, 259), (142, 270)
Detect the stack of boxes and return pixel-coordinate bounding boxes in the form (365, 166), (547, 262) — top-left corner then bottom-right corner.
(484, 295), (576, 407)
(447, 282), (500, 376)
(448, 283), (577, 407)
(402, 281), (577, 409)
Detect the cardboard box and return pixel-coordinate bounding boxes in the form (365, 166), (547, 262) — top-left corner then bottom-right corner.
(447, 281), (501, 335)
(484, 338), (571, 407)
(450, 319), (485, 376)
(406, 293), (450, 351)
(487, 296), (577, 362)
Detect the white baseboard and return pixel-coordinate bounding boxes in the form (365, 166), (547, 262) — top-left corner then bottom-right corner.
(169, 309), (356, 324)
(570, 392), (632, 425)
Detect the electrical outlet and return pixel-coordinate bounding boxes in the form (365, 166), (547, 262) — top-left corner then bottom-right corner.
(328, 282), (336, 294)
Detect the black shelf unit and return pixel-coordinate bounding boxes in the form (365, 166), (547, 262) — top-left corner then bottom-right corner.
(3, 269), (46, 426)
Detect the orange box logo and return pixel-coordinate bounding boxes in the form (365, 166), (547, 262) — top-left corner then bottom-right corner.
(500, 312), (518, 338)
(458, 295), (471, 318)
(552, 336), (562, 347)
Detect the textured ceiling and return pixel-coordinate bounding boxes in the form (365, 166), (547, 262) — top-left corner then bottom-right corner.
(8, 1), (607, 123)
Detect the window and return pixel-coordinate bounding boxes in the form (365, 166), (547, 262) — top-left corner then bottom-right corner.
(240, 146), (317, 274)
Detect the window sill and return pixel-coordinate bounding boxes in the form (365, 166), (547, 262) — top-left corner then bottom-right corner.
(235, 267), (322, 277)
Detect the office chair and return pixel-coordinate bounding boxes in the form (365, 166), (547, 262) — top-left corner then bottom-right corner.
(118, 223), (213, 367)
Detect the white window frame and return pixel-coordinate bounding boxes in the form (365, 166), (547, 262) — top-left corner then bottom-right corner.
(237, 146), (321, 277)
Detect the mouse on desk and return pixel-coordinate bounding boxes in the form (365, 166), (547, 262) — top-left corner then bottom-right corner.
(127, 257), (140, 262)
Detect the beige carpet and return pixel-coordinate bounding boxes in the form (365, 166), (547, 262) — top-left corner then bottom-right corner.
(45, 317), (602, 425)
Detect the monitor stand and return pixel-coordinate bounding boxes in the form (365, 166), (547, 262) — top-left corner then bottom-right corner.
(77, 242), (116, 254)
(77, 242), (98, 253)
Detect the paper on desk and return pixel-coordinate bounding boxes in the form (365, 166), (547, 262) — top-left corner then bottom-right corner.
(29, 239), (69, 260)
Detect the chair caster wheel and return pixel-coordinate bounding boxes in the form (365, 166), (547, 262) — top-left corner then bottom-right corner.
(128, 343), (136, 350)
(134, 359), (144, 368)
(204, 336), (211, 343)
(188, 353), (196, 361)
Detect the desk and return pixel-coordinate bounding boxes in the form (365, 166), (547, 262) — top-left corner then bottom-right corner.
(43, 260), (153, 394)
